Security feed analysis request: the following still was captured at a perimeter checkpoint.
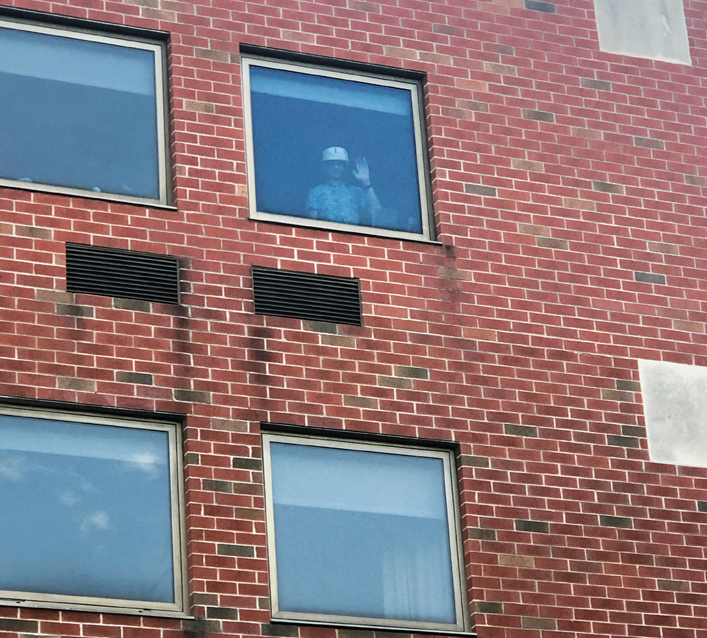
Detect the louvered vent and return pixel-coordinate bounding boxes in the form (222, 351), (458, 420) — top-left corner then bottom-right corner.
(252, 266), (362, 326)
(66, 243), (180, 304)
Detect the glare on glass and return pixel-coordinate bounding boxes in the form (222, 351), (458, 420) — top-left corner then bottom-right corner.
(0, 23), (162, 200)
(247, 62), (427, 238)
(0, 414), (175, 604)
(266, 439), (463, 629)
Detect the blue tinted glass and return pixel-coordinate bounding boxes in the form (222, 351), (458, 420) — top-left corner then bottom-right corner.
(0, 415), (174, 603)
(250, 65), (423, 234)
(0, 27), (160, 199)
(270, 443), (456, 624)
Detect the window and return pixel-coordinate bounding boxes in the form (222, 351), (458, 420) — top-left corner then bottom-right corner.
(0, 406), (186, 615)
(262, 432), (468, 632)
(242, 56), (434, 241)
(0, 18), (170, 205)
(593, 0), (691, 65)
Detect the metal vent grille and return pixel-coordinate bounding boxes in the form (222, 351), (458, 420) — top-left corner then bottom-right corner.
(252, 266), (362, 326)
(66, 242), (180, 304)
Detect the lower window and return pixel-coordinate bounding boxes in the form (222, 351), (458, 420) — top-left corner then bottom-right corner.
(0, 406), (186, 615)
(262, 432), (469, 632)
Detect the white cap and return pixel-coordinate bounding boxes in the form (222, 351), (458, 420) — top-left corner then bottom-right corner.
(322, 147), (349, 162)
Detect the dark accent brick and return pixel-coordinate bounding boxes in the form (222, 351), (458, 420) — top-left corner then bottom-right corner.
(592, 180), (624, 194)
(203, 479), (232, 493)
(113, 298), (152, 312)
(698, 501), (707, 513)
(504, 423), (538, 437)
(217, 543), (255, 557)
(467, 527), (496, 540)
(607, 435), (640, 448)
(634, 136), (665, 150)
(174, 388), (211, 403)
(536, 236), (568, 249)
(525, 0), (555, 12)
(464, 183), (497, 197)
(475, 601), (504, 614)
(337, 631), (374, 638)
(182, 618), (222, 634)
(580, 77), (612, 91)
(622, 425), (646, 438)
(616, 379), (641, 392)
(207, 607), (240, 620)
(0, 619), (39, 633)
(601, 389), (634, 402)
(634, 271), (666, 285)
(305, 321), (338, 334)
(657, 579), (690, 592)
(522, 617), (557, 630)
(185, 452), (200, 465)
(393, 365), (429, 379)
(116, 371), (153, 385)
(515, 519), (550, 533)
(262, 624), (299, 637)
(55, 303), (94, 317)
(523, 109), (555, 122)
(600, 515), (633, 529)
(232, 457), (262, 470)
(460, 454), (490, 468)
(685, 174), (707, 187)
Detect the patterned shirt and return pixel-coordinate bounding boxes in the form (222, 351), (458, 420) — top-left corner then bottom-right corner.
(306, 182), (369, 225)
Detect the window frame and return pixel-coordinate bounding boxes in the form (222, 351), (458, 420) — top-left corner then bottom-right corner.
(241, 55), (435, 242)
(0, 405), (188, 617)
(0, 16), (172, 207)
(261, 431), (469, 633)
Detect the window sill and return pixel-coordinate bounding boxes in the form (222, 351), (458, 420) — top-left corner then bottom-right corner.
(269, 618), (477, 637)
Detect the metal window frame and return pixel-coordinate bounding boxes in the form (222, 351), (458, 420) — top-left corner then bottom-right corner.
(261, 432), (470, 633)
(0, 17), (172, 207)
(242, 55), (436, 242)
(0, 405), (188, 617)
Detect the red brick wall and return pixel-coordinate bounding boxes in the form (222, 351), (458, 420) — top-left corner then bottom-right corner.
(2, 0), (707, 637)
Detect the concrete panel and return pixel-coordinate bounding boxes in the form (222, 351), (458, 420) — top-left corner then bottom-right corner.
(594, 0), (691, 65)
(639, 359), (707, 467)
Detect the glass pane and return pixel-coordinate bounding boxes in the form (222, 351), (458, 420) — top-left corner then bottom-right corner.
(0, 26), (160, 199)
(270, 442), (456, 624)
(250, 65), (423, 234)
(0, 415), (174, 603)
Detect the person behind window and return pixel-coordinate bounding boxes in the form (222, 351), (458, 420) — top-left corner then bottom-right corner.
(306, 147), (382, 226)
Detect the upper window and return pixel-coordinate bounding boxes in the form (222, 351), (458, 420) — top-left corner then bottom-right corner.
(242, 57), (434, 241)
(262, 432), (468, 632)
(0, 406), (186, 615)
(0, 18), (170, 205)
(593, 0), (691, 65)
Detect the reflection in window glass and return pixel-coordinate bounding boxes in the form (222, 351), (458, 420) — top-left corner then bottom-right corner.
(247, 62), (427, 237)
(264, 436), (465, 630)
(0, 413), (176, 606)
(0, 23), (163, 200)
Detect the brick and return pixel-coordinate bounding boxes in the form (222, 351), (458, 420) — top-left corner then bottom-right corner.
(55, 304), (93, 317)
(344, 395), (379, 409)
(184, 100), (216, 114)
(515, 519), (549, 533)
(601, 389), (634, 402)
(173, 389), (211, 403)
(523, 109), (555, 123)
(262, 625), (299, 637)
(114, 298), (151, 312)
(504, 423), (538, 437)
(232, 457), (262, 470)
(648, 242), (679, 255)
(116, 371), (153, 385)
(634, 271), (666, 285)
(460, 455), (490, 468)
(0, 620), (39, 633)
(464, 183), (497, 197)
(521, 618), (557, 630)
(600, 515), (633, 529)
(16, 225), (52, 239)
(217, 544), (256, 557)
(512, 158), (544, 171)
(466, 528), (496, 541)
(698, 501), (707, 513)
(685, 174), (707, 186)
(524, 0), (555, 12)
(203, 479), (232, 493)
(393, 366), (429, 379)
(657, 579), (690, 592)
(377, 376), (414, 389)
(484, 62), (517, 76)
(212, 419), (249, 432)
(536, 237), (569, 250)
(622, 425), (645, 437)
(305, 321), (338, 334)
(634, 136), (665, 150)
(580, 77), (612, 91)
(207, 608), (239, 620)
(58, 377), (96, 392)
(475, 601), (503, 614)
(606, 435), (640, 448)
(518, 223), (551, 237)
(592, 180), (624, 194)
(499, 554), (534, 567)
